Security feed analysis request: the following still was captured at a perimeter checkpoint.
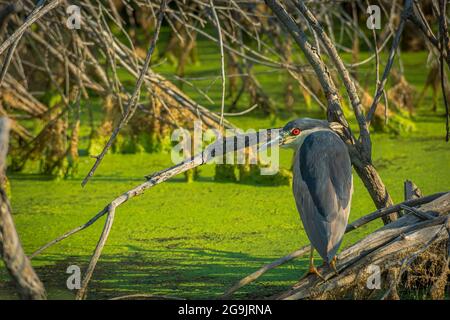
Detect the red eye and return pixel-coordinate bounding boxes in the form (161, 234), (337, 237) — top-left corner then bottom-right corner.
(291, 128), (301, 136)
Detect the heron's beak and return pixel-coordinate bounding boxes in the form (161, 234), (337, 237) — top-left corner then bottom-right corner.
(258, 129), (286, 152)
(278, 130), (289, 147)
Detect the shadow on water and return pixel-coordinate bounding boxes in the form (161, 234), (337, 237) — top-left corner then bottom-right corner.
(6, 172), (56, 181)
(0, 246), (309, 300)
(8, 166), (292, 187)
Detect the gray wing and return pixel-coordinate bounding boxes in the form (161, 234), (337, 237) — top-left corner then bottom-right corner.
(293, 130), (353, 263)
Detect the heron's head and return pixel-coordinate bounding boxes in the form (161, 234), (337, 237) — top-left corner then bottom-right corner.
(279, 118), (330, 149)
(258, 118), (330, 151)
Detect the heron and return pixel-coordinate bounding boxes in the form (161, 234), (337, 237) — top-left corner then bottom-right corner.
(263, 118), (353, 278)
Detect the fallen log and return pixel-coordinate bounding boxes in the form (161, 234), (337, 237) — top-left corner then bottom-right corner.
(273, 192), (450, 300)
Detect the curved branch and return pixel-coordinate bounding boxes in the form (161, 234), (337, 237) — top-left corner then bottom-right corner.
(0, 117), (46, 300)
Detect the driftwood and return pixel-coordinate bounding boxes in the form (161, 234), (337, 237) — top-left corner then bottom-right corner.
(279, 192), (449, 300)
(404, 180), (423, 202)
(0, 117), (46, 300)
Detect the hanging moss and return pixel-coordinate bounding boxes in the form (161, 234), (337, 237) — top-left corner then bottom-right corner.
(214, 163), (237, 182)
(371, 111), (416, 136)
(87, 95), (120, 156)
(117, 133), (145, 154)
(388, 73), (417, 116)
(65, 120), (80, 178)
(238, 163), (260, 183)
(146, 133), (173, 154)
(238, 148), (259, 183)
(88, 133), (111, 156)
(301, 88), (313, 110)
(359, 89), (416, 135)
(40, 114), (69, 178)
(239, 164), (292, 186)
(184, 167), (200, 183)
(115, 129), (174, 154)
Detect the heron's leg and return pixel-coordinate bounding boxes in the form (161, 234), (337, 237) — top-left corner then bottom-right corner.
(329, 256), (339, 275)
(301, 247), (325, 280)
(308, 246), (315, 273)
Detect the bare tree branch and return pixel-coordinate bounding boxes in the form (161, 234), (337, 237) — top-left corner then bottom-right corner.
(366, 0), (413, 125)
(209, 0), (227, 128)
(0, 0), (61, 55)
(0, 117), (46, 300)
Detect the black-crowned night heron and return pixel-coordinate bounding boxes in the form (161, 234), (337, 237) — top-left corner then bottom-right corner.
(265, 118), (353, 278)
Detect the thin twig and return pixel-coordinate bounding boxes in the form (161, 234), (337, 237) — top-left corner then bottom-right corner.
(220, 104), (258, 116)
(81, 0), (167, 187)
(209, 0), (226, 128)
(366, 0), (413, 125)
(76, 205), (116, 300)
(221, 245), (310, 299)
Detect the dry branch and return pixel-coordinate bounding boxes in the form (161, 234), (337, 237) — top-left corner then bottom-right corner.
(293, 0), (371, 157)
(221, 245), (311, 299)
(366, 0), (413, 125)
(208, 0), (226, 128)
(0, 117), (46, 300)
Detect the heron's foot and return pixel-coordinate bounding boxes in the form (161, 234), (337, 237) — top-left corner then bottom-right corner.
(329, 257), (339, 276)
(301, 265), (325, 281)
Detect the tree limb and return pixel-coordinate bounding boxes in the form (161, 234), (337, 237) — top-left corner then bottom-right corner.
(0, 117), (46, 300)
